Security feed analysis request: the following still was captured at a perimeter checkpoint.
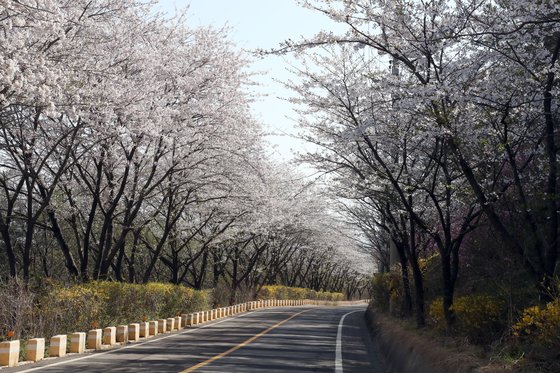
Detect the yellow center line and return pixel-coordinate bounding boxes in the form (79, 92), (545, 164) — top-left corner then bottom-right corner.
(180, 309), (312, 373)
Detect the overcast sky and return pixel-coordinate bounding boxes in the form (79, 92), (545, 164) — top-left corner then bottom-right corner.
(156, 0), (344, 163)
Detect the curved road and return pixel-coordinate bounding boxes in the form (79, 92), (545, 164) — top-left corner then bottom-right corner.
(8, 305), (387, 373)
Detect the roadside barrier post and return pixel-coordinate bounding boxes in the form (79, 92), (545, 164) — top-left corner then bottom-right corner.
(158, 319), (167, 334)
(87, 329), (102, 350)
(128, 323), (140, 341)
(70, 332), (86, 353)
(149, 321), (158, 336)
(166, 318), (175, 331)
(26, 338), (45, 362)
(139, 322), (149, 338)
(0, 340), (19, 367)
(181, 314), (189, 327)
(103, 327), (116, 345)
(116, 325), (128, 343)
(175, 316), (182, 329)
(49, 335), (66, 357)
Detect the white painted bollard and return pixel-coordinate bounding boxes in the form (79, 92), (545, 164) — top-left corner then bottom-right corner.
(70, 332), (86, 353)
(116, 325), (128, 343)
(166, 318), (175, 331)
(158, 319), (167, 334)
(128, 323), (140, 341)
(139, 322), (149, 338)
(149, 321), (158, 336)
(87, 329), (102, 350)
(210, 310), (216, 320)
(26, 338), (45, 362)
(0, 340), (19, 367)
(49, 335), (66, 357)
(103, 327), (116, 345)
(181, 314), (189, 328)
(175, 316), (182, 329)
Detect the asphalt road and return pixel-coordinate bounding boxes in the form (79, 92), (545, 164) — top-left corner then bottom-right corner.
(8, 305), (388, 373)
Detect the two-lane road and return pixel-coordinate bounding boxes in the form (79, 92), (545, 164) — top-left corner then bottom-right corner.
(8, 305), (387, 372)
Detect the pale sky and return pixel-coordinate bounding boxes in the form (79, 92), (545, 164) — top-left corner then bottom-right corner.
(156, 0), (345, 163)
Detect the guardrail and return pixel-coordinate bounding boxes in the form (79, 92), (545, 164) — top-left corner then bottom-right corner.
(0, 298), (368, 368)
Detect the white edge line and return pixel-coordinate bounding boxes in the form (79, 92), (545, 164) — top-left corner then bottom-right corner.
(335, 310), (362, 373)
(15, 311), (262, 373)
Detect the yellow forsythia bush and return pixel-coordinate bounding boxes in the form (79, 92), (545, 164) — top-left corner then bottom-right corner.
(258, 285), (344, 301)
(429, 295), (506, 343)
(38, 281), (210, 337)
(371, 272), (402, 313)
(513, 299), (560, 349)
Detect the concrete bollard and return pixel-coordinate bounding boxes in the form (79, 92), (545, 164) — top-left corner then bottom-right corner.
(139, 322), (149, 338)
(70, 332), (86, 353)
(0, 340), (19, 367)
(175, 316), (182, 329)
(128, 323), (140, 341)
(181, 314), (189, 328)
(166, 318), (175, 331)
(149, 321), (158, 336)
(87, 329), (102, 350)
(158, 319), (167, 334)
(26, 338), (45, 362)
(210, 310), (215, 320)
(103, 327), (116, 345)
(49, 335), (67, 357)
(116, 325), (128, 343)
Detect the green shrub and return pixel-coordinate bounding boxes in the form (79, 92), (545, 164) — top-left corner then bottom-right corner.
(371, 271), (402, 313)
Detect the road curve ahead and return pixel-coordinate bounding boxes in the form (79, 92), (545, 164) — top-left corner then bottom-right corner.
(8, 305), (388, 373)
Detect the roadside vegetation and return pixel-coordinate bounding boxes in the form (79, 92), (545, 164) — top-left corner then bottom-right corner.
(274, 0), (560, 371)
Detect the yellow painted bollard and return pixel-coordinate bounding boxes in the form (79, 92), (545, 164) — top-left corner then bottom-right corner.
(166, 318), (175, 331)
(116, 325), (128, 343)
(87, 329), (102, 350)
(0, 340), (19, 367)
(103, 327), (116, 345)
(26, 338), (45, 362)
(139, 322), (149, 338)
(175, 316), (182, 329)
(158, 319), (167, 334)
(128, 323), (140, 341)
(149, 321), (158, 336)
(49, 335), (66, 357)
(70, 332), (86, 353)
